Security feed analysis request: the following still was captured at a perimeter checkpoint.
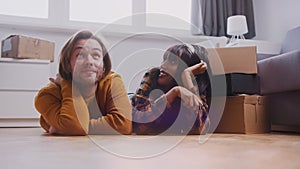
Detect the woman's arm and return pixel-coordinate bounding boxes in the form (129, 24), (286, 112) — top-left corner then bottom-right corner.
(132, 86), (202, 124)
(181, 60), (207, 93)
(34, 80), (89, 135)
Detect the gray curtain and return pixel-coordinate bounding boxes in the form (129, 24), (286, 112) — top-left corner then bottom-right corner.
(192, 0), (256, 38)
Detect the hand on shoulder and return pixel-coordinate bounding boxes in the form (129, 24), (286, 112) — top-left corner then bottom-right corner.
(49, 73), (63, 86)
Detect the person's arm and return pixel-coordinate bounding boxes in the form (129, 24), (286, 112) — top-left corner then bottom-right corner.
(132, 85), (202, 125)
(131, 69), (166, 124)
(133, 93), (167, 125)
(34, 80), (89, 135)
(88, 73), (132, 135)
(166, 86), (203, 111)
(181, 60), (207, 93)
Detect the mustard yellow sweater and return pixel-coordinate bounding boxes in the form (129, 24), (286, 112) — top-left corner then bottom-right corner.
(35, 72), (132, 135)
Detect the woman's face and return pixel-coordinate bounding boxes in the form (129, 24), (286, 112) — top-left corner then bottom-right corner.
(158, 51), (179, 86)
(70, 38), (104, 86)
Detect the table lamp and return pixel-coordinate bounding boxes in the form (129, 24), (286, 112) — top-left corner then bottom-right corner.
(227, 15), (248, 44)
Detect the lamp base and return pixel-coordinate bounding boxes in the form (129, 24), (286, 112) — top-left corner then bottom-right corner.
(226, 35), (246, 47)
(229, 35), (245, 44)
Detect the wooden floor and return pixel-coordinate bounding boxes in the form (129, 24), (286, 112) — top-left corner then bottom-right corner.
(1, 128), (300, 169)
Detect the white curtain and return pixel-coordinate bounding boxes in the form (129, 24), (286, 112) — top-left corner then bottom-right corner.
(191, 0), (204, 35)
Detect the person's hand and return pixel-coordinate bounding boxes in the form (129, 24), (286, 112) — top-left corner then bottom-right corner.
(177, 86), (203, 110)
(49, 73), (63, 86)
(166, 86), (202, 111)
(187, 60), (207, 75)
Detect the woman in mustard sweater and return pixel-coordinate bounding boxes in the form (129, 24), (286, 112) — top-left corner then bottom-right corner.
(35, 30), (132, 135)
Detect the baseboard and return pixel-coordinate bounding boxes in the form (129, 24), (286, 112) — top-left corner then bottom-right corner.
(271, 124), (300, 133)
(0, 118), (40, 127)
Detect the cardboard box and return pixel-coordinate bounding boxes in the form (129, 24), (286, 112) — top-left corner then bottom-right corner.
(213, 73), (261, 96)
(215, 95), (270, 134)
(1, 35), (55, 62)
(207, 46), (257, 75)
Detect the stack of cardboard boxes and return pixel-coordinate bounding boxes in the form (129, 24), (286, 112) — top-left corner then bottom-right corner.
(207, 46), (270, 134)
(1, 35), (55, 62)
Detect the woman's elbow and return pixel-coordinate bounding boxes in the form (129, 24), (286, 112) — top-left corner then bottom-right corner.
(34, 93), (44, 113)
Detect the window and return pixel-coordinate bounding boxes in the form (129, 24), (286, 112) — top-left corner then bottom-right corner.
(69, 0), (132, 25)
(0, 0), (192, 35)
(0, 0), (48, 18)
(146, 0), (191, 30)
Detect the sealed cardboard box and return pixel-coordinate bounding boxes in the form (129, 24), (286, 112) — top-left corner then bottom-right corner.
(215, 95), (270, 134)
(207, 46), (257, 75)
(1, 35), (54, 62)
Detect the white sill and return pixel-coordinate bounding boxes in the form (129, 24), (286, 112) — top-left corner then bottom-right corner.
(0, 20), (225, 43)
(0, 57), (51, 64)
(226, 39), (281, 54)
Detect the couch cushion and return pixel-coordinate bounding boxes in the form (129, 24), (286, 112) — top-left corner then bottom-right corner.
(258, 50), (300, 94)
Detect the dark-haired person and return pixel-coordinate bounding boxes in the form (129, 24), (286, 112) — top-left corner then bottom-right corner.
(131, 44), (211, 135)
(35, 30), (132, 135)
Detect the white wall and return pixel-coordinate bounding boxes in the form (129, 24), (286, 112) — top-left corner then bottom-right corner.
(1, 0), (300, 91)
(253, 0), (300, 42)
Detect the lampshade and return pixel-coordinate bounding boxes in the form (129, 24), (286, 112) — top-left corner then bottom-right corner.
(227, 15), (248, 36)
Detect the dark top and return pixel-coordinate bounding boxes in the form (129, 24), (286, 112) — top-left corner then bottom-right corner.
(131, 67), (210, 135)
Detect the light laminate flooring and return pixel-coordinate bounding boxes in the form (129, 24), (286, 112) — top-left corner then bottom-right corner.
(0, 128), (299, 169)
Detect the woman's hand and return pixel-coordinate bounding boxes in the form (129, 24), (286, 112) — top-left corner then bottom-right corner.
(187, 60), (207, 75)
(177, 86), (203, 110)
(166, 86), (202, 111)
(49, 73), (63, 86)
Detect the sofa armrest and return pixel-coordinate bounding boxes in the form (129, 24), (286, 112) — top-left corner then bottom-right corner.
(258, 50), (300, 95)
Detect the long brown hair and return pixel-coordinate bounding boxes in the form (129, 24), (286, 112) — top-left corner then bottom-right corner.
(59, 30), (112, 80)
